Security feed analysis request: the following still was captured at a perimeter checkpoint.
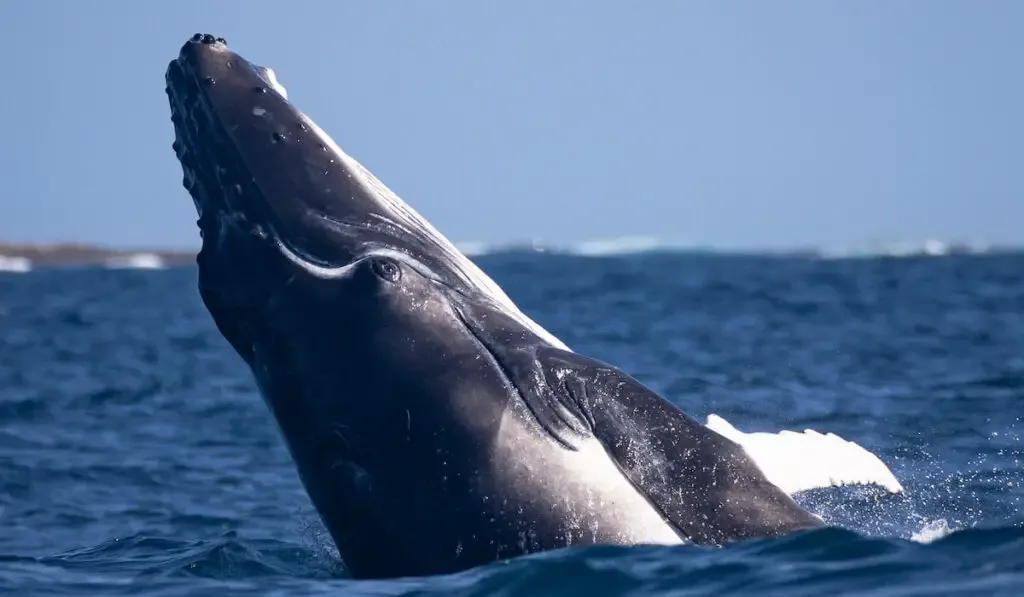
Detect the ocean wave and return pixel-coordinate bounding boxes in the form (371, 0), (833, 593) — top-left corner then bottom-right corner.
(5, 526), (1021, 596)
(103, 253), (167, 270)
(0, 255), (32, 273)
(455, 237), (1015, 259)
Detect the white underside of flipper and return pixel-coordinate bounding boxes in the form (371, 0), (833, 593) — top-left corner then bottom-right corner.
(705, 414), (904, 496)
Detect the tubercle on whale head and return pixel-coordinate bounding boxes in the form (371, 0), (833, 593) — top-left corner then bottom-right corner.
(190, 33), (226, 44)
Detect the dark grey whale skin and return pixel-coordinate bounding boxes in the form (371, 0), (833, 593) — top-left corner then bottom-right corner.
(164, 33), (824, 580)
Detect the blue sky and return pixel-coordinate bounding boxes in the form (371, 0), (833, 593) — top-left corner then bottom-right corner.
(0, 2), (1020, 251)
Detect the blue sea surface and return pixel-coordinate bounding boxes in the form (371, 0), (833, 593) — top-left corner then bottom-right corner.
(1, 252), (1022, 596)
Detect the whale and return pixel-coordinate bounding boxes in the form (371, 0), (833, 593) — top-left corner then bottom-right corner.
(164, 34), (898, 579)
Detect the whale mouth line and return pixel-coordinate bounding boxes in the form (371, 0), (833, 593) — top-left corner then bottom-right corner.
(165, 35), (290, 247)
(167, 55), (247, 230)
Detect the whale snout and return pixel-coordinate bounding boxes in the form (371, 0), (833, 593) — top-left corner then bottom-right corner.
(177, 33), (229, 64)
(165, 33), (400, 270)
(164, 32), (296, 230)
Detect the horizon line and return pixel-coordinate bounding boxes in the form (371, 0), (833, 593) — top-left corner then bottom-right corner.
(1, 235), (1019, 259)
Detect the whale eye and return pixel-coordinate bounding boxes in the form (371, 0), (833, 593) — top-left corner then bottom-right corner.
(370, 258), (401, 283)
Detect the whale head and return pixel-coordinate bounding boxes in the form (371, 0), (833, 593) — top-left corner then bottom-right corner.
(165, 35), (578, 576)
(165, 34), (566, 359)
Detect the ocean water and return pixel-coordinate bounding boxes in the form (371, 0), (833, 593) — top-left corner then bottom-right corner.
(1, 252), (1022, 596)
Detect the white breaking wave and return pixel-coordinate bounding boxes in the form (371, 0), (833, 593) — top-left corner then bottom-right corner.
(103, 253), (166, 270)
(454, 241), (490, 257)
(910, 519), (955, 544)
(819, 239), (994, 260)
(449, 237), (711, 257)
(0, 255), (32, 273)
(450, 236), (1012, 259)
(705, 414), (904, 496)
(570, 236), (662, 256)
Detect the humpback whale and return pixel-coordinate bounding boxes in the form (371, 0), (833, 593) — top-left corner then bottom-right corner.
(164, 34), (899, 579)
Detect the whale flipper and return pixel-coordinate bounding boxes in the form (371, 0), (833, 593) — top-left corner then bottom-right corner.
(704, 414), (904, 495)
(531, 348), (825, 545)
